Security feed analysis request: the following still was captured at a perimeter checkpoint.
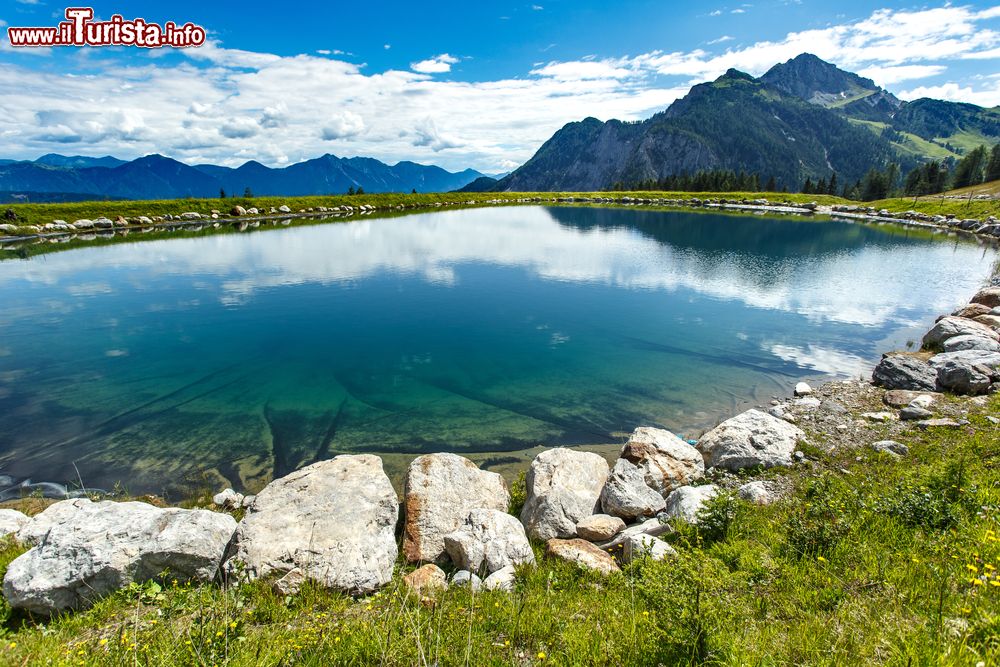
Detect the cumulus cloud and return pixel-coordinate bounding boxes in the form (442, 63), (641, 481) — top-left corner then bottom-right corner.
(220, 118), (260, 139)
(900, 80), (1000, 106)
(411, 53), (459, 74)
(412, 117), (461, 151)
(321, 111), (365, 140)
(857, 64), (947, 86)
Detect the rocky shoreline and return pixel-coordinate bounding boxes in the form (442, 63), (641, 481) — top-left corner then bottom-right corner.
(2, 195), (999, 251)
(1, 275), (997, 617)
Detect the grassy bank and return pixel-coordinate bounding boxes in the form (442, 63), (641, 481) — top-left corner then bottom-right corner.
(1, 389), (997, 665)
(3, 190), (998, 233)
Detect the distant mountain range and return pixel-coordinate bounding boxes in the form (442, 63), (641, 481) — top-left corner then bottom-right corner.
(0, 153), (488, 201)
(472, 53), (1000, 192)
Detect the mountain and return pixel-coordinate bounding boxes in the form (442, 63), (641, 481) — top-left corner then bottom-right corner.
(456, 176), (501, 192)
(759, 53), (900, 111)
(34, 153), (127, 169)
(496, 54), (1000, 192)
(0, 154), (487, 201)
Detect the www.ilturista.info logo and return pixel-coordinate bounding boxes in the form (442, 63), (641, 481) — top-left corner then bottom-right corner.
(7, 7), (206, 48)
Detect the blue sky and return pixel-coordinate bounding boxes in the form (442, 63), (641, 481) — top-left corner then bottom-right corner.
(1, 1), (999, 171)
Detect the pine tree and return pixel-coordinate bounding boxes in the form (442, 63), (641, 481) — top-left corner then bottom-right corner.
(243, 187), (253, 198)
(219, 188), (226, 199)
(827, 173), (838, 196)
(347, 186), (355, 195)
(986, 144), (1000, 183)
(802, 177), (813, 194)
(764, 176), (776, 192)
(953, 145), (988, 189)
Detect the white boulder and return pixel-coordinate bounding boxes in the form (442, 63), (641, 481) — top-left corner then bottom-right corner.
(402, 453), (509, 563)
(619, 427), (704, 496)
(226, 455), (398, 594)
(444, 509), (534, 575)
(599, 459), (666, 520)
(3, 499), (235, 615)
(663, 485), (719, 524)
(696, 409), (805, 470)
(520, 448), (609, 541)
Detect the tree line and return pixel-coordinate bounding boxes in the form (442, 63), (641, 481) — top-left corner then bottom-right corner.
(614, 143), (998, 201)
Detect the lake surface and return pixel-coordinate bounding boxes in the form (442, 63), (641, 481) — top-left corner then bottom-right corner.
(0, 206), (995, 496)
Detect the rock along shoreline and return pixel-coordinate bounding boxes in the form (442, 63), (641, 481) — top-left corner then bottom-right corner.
(1, 218), (1000, 617)
(2, 195), (999, 251)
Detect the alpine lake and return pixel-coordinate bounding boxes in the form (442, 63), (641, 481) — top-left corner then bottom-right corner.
(0, 204), (995, 498)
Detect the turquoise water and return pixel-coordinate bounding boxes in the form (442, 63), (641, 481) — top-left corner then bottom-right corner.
(0, 206), (995, 496)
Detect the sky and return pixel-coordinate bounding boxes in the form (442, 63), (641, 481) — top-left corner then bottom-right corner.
(1, 1), (999, 173)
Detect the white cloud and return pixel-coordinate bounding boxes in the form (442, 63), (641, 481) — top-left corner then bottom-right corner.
(731, 8), (746, 14)
(219, 118), (259, 139)
(530, 58), (636, 81)
(532, 5), (544, 10)
(900, 80), (1000, 106)
(708, 35), (734, 45)
(321, 111), (365, 140)
(384, 43), (391, 50)
(710, 10), (722, 16)
(411, 53), (459, 74)
(412, 117), (461, 151)
(857, 64), (947, 85)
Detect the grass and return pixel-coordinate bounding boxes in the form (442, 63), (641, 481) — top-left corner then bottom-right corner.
(0, 190), (850, 229)
(2, 189), (997, 240)
(942, 179), (1000, 199)
(870, 193), (1000, 219)
(847, 119), (960, 161)
(1, 396), (998, 665)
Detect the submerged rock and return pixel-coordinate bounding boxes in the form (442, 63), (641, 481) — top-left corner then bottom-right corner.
(4, 499), (235, 615)
(402, 453), (509, 563)
(520, 448), (609, 541)
(226, 455), (398, 595)
(696, 409), (804, 470)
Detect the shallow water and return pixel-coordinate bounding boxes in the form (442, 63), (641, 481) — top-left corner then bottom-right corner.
(0, 206), (994, 495)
